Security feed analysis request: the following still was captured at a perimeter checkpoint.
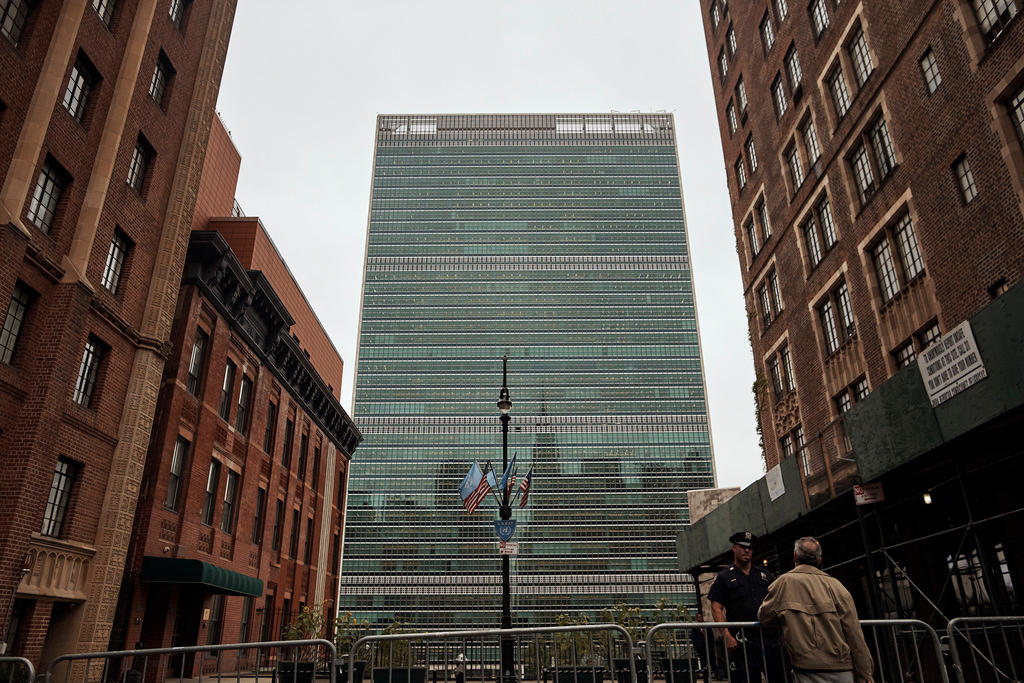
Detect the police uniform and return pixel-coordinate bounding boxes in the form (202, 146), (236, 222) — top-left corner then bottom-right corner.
(707, 532), (786, 682)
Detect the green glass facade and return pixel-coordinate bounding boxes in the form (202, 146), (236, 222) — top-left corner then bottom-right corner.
(341, 114), (716, 628)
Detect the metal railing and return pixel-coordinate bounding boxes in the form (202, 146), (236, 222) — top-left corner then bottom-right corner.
(946, 616), (1024, 683)
(46, 638), (335, 683)
(0, 658), (35, 683)
(348, 624), (636, 683)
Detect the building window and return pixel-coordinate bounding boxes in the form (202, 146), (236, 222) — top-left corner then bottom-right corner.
(758, 271), (783, 329)
(918, 321), (942, 349)
(235, 375), (253, 434)
(289, 509), (300, 558)
(1010, 84), (1024, 148)
(894, 341), (916, 368)
(206, 595), (223, 645)
(776, 0), (789, 21)
(41, 457), (77, 537)
(92, 0), (114, 26)
(271, 499), (284, 552)
(331, 532), (340, 572)
(311, 445), (321, 487)
(1, 0), (31, 46)
(149, 51), (174, 108)
(817, 195), (837, 247)
(786, 143), (805, 188)
(62, 54), (98, 123)
(871, 212), (925, 303)
(818, 279), (856, 354)
(127, 134), (154, 195)
(810, 0), (830, 37)
(760, 13), (775, 52)
(768, 345), (797, 400)
(854, 377), (869, 400)
(186, 328), (207, 395)
(851, 143), (876, 203)
(73, 336), (104, 407)
(165, 436), (188, 511)
(757, 199), (772, 241)
(870, 118), (897, 178)
(848, 26), (874, 87)
(727, 25), (737, 56)
(100, 228), (130, 294)
(785, 46), (802, 90)
(710, 1), (721, 31)
(252, 487), (267, 544)
(736, 77), (748, 113)
(803, 218), (824, 266)
(0, 283), (31, 365)
(337, 470), (346, 510)
(221, 470), (239, 533)
(218, 359), (236, 420)
(735, 157), (747, 190)
(26, 158), (70, 234)
(303, 516), (314, 564)
(802, 119), (821, 164)
(772, 75), (788, 119)
(835, 376), (869, 414)
(239, 597), (253, 643)
(836, 390), (853, 414)
(726, 101), (738, 134)
(168, 0), (189, 29)
(746, 219), (760, 257)
(781, 345), (796, 392)
(920, 48), (941, 93)
(718, 49), (728, 81)
(201, 459), (221, 526)
(282, 418), (294, 468)
(954, 154), (978, 203)
(746, 136), (758, 173)
(263, 401), (278, 453)
(973, 0), (1021, 44)
(298, 431), (309, 481)
(828, 67), (851, 119)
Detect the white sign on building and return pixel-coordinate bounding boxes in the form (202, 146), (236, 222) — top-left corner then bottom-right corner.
(918, 321), (987, 407)
(766, 464), (785, 501)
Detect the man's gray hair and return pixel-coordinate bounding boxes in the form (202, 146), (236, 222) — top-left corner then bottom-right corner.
(794, 537), (822, 566)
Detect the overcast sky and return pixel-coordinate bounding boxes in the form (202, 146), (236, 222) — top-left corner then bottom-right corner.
(214, 0), (764, 491)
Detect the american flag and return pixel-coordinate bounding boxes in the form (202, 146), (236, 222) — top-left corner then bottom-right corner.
(459, 461), (492, 514)
(519, 467), (533, 508)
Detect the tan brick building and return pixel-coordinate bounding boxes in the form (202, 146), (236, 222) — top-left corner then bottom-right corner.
(0, 0), (236, 666)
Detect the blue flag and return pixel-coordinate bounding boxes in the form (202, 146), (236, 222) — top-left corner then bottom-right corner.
(459, 461), (490, 514)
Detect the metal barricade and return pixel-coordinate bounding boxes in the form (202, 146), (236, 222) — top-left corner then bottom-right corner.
(645, 620), (947, 683)
(45, 638), (335, 683)
(946, 616), (1024, 683)
(348, 624), (635, 683)
(0, 657), (35, 683)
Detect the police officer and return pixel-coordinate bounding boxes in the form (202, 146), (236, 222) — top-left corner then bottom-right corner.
(707, 531), (786, 682)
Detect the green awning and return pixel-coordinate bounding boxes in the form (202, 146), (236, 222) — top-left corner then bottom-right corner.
(141, 556), (263, 597)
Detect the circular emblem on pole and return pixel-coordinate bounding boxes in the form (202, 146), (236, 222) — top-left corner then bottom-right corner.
(494, 520), (516, 541)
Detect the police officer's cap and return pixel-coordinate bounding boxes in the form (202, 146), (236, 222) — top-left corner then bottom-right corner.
(729, 531), (756, 548)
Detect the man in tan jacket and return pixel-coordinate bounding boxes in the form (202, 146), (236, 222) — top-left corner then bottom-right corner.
(757, 537), (874, 683)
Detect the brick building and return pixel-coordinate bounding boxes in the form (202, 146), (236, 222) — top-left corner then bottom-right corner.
(0, 0), (236, 666)
(108, 117), (361, 671)
(679, 0), (1024, 628)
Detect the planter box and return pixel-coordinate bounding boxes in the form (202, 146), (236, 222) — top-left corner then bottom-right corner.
(613, 658), (648, 683)
(277, 661), (316, 683)
(550, 667), (606, 683)
(660, 658), (700, 683)
(371, 668), (426, 683)
(334, 660), (367, 683)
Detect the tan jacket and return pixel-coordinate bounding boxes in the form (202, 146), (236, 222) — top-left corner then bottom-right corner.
(757, 564), (874, 682)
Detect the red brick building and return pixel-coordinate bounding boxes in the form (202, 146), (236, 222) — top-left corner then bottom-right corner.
(109, 118), (360, 669)
(0, 0), (235, 665)
(679, 0), (1024, 625)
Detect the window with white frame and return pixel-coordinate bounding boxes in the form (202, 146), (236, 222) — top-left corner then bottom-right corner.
(127, 134), (154, 194)
(0, 283), (31, 365)
(236, 375), (253, 434)
(735, 157), (747, 190)
(828, 67), (851, 118)
(920, 48), (941, 93)
(718, 48), (728, 81)
(953, 154), (978, 203)
(772, 75), (788, 118)
(1, 0), (31, 46)
(62, 53), (98, 123)
(727, 101), (738, 134)
(787, 143), (805, 188)
(871, 211), (925, 302)
(810, 0), (829, 37)
(710, 1), (721, 31)
(972, 0), (1021, 45)
(221, 469), (239, 533)
(746, 136), (758, 173)
(165, 436), (188, 510)
(776, 0), (789, 21)
(785, 45), (803, 90)
(736, 77), (748, 113)
(761, 13), (775, 52)
(201, 459), (221, 526)
(727, 24), (737, 56)
(218, 359), (236, 420)
(100, 228), (130, 294)
(41, 457), (78, 537)
(26, 157), (69, 234)
(186, 328), (207, 395)
(92, 0), (114, 25)
(848, 25), (875, 86)
(73, 336), (105, 407)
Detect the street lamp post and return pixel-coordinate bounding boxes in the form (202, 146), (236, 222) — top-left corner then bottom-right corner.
(496, 356), (515, 683)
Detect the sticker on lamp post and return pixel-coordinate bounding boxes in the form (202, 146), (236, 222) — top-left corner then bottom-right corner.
(498, 542), (519, 555)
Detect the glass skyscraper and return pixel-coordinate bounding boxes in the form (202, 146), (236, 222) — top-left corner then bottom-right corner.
(341, 114), (716, 628)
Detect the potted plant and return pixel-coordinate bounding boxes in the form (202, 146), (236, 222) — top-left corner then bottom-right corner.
(651, 600), (699, 683)
(552, 613), (604, 683)
(279, 603), (328, 683)
(600, 602), (650, 683)
(371, 619), (425, 683)
(334, 611), (371, 683)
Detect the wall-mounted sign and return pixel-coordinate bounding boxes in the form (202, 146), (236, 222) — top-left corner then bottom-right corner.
(919, 321), (987, 407)
(853, 482), (884, 506)
(766, 464), (785, 501)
